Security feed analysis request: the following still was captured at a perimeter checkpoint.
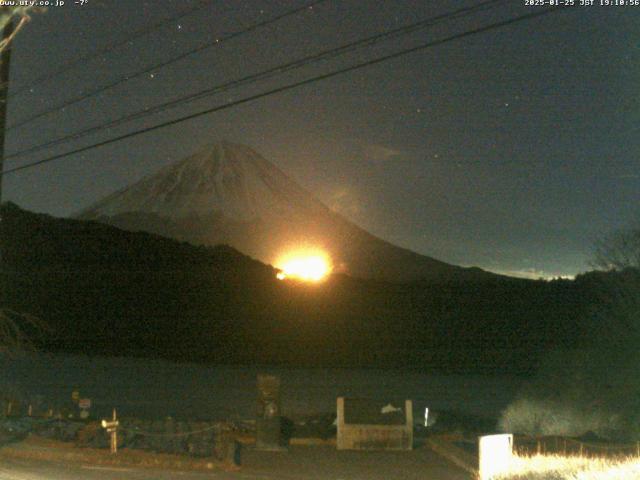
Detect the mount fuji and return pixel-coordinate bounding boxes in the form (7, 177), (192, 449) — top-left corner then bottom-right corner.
(78, 142), (489, 282)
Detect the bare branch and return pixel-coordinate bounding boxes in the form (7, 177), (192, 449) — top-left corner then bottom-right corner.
(0, 6), (45, 53)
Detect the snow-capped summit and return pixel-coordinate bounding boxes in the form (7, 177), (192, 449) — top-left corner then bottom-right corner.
(81, 142), (327, 223)
(79, 142), (486, 282)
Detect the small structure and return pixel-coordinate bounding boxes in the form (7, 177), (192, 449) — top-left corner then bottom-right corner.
(255, 374), (285, 451)
(478, 433), (513, 480)
(336, 397), (413, 450)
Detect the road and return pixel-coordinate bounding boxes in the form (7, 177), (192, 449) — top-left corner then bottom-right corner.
(0, 445), (471, 479)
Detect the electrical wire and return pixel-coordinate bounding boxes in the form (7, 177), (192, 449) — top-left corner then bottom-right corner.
(1, 5), (570, 178)
(6, 0), (506, 160)
(7, 0), (327, 130)
(7, 0), (215, 97)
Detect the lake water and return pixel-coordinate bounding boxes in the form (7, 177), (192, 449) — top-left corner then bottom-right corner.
(0, 353), (524, 423)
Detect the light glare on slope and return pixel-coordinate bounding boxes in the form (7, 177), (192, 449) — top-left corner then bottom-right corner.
(276, 250), (332, 282)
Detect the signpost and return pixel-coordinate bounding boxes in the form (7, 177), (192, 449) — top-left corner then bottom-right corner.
(78, 398), (91, 419)
(101, 409), (119, 454)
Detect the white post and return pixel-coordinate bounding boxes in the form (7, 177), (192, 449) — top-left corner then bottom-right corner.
(336, 397), (345, 450)
(405, 399), (413, 451)
(479, 434), (513, 480)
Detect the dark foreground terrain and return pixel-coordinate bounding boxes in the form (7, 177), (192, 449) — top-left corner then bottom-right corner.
(0, 443), (470, 480)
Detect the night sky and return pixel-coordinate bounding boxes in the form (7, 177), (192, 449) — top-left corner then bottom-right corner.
(3, 0), (639, 279)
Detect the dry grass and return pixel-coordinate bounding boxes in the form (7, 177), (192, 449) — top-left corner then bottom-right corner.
(495, 453), (640, 479)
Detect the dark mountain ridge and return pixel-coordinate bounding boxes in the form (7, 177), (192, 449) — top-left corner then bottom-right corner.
(1, 203), (589, 374)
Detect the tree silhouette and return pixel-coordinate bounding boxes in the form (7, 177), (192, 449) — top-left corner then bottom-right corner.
(0, 7), (46, 352)
(592, 223), (640, 271)
(0, 308), (48, 354)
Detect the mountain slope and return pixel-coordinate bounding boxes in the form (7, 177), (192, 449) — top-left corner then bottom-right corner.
(78, 142), (491, 282)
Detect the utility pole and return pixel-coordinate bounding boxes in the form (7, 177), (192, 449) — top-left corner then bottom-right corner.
(0, 18), (14, 204)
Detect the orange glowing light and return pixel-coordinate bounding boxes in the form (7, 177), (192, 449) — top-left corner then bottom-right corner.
(275, 250), (332, 282)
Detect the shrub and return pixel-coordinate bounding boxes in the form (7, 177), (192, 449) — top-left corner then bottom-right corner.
(499, 397), (622, 439)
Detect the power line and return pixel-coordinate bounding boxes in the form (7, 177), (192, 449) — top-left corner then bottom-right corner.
(8, 0), (327, 130)
(7, 0), (506, 161)
(8, 0), (215, 98)
(1, 5), (569, 178)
